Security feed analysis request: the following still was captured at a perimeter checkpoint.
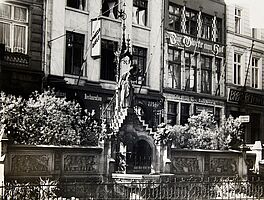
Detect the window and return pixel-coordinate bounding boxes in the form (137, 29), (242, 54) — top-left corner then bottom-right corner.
(185, 52), (197, 91)
(168, 3), (181, 32)
(180, 103), (190, 125)
(185, 9), (197, 36)
(167, 101), (177, 126)
(234, 53), (242, 85)
(214, 107), (221, 126)
(216, 18), (222, 43)
(251, 57), (259, 88)
(102, 0), (118, 19)
(252, 28), (258, 39)
(235, 8), (241, 34)
(202, 15), (212, 40)
(132, 46), (147, 85)
(65, 31), (85, 76)
(215, 58), (221, 95)
(167, 48), (181, 89)
(201, 56), (212, 94)
(133, 0), (148, 26)
(101, 39), (117, 81)
(0, 3), (28, 54)
(67, 0), (87, 11)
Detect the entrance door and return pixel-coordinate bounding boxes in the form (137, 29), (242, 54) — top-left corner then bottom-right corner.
(126, 140), (152, 174)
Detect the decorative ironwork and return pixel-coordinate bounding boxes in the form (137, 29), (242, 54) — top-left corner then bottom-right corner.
(3, 51), (29, 65)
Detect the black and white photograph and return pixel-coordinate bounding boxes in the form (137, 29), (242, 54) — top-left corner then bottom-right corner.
(0, 0), (264, 199)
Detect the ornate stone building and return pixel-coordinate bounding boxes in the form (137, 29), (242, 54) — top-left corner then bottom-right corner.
(0, 0), (45, 96)
(163, 0), (226, 126)
(225, 2), (264, 144)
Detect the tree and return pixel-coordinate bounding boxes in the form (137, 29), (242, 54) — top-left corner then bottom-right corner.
(156, 111), (242, 150)
(0, 89), (100, 145)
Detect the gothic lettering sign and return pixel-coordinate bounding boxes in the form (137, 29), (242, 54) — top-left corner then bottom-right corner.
(91, 19), (101, 57)
(166, 31), (224, 55)
(228, 88), (264, 106)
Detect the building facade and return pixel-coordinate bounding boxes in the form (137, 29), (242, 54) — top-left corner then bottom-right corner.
(45, 0), (163, 127)
(225, 2), (264, 144)
(0, 0), (45, 96)
(163, 0), (226, 127)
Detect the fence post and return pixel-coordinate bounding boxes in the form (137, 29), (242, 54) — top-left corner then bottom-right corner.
(0, 128), (8, 197)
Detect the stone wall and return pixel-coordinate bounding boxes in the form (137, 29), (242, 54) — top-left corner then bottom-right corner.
(5, 144), (104, 182)
(169, 148), (247, 178)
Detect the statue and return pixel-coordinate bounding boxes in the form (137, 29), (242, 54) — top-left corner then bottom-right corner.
(118, 66), (134, 108)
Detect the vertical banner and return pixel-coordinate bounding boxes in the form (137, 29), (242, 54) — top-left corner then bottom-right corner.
(91, 19), (101, 57)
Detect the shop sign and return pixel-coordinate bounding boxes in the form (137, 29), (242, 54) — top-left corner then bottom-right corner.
(91, 19), (101, 57)
(84, 93), (103, 102)
(228, 88), (264, 106)
(171, 94), (224, 106)
(239, 115), (250, 123)
(195, 105), (214, 114)
(166, 31), (223, 55)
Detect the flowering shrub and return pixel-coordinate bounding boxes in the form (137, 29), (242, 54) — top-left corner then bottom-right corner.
(156, 111), (242, 150)
(0, 89), (100, 146)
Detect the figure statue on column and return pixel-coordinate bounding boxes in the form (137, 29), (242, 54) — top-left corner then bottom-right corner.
(118, 65), (135, 108)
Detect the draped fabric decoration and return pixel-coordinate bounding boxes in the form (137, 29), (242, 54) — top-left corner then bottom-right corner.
(212, 15), (217, 42)
(197, 10), (202, 38)
(180, 5), (186, 34)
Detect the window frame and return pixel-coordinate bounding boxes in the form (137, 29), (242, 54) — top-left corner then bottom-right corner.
(132, 45), (147, 85)
(167, 101), (177, 126)
(180, 103), (190, 125)
(251, 57), (259, 88)
(133, 0), (148, 26)
(65, 31), (85, 76)
(168, 3), (181, 32)
(200, 55), (212, 94)
(167, 47), (181, 89)
(0, 3), (28, 54)
(100, 39), (118, 81)
(184, 52), (197, 91)
(235, 8), (241, 34)
(233, 53), (242, 85)
(66, 0), (87, 11)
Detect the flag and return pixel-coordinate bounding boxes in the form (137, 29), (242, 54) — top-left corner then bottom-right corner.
(212, 15), (217, 42)
(181, 5), (186, 33)
(197, 10), (202, 38)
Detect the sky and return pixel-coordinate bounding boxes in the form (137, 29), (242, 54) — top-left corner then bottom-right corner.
(225, 0), (264, 28)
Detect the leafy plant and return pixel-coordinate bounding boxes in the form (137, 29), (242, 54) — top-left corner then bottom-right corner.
(156, 111), (242, 150)
(0, 89), (101, 146)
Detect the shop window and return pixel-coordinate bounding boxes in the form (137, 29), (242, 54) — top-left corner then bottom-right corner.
(201, 56), (212, 94)
(132, 46), (147, 85)
(133, 0), (148, 26)
(234, 53), (242, 85)
(101, 39), (117, 81)
(235, 8), (241, 34)
(215, 58), (221, 95)
(185, 9), (197, 36)
(185, 52), (197, 91)
(251, 57), (259, 88)
(168, 3), (181, 32)
(67, 0), (87, 11)
(167, 101), (177, 126)
(180, 103), (190, 125)
(102, 0), (118, 19)
(65, 31), (85, 76)
(202, 15), (212, 40)
(0, 3), (28, 54)
(167, 48), (181, 89)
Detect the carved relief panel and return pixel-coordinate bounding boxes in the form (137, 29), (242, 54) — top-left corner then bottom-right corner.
(209, 158), (238, 175)
(171, 157), (201, 174)
(63, 154), (98, 173)
(11, 154), (51, 175)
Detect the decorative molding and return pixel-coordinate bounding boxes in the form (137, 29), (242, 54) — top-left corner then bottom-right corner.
(171, 157), (200, 173)
(63, 155), (98, 173)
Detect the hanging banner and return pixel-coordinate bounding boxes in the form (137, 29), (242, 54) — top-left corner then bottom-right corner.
(91, 19), (101, 57)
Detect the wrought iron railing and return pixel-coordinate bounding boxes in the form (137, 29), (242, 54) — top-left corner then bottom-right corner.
(1, 178), (264, 200)
(3, 51), (29, 65)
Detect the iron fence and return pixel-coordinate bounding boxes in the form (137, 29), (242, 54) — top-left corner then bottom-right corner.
(1, 177), (264, 200)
